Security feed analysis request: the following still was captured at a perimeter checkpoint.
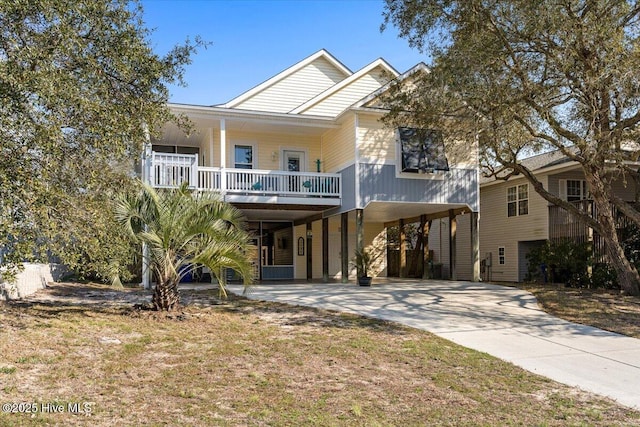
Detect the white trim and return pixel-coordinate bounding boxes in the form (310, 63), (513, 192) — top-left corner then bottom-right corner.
(221, 49), (352, 108)
(506, 183), (529, 217)
(232, 141), (257, 169)
(168, 103), (340, 129)
(289, 58), (399, 114)
(561, 178), (589, 201)
(394, 127), (448, 180)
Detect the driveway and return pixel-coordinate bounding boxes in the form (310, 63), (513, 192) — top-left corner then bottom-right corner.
(227, 279), (640, 410)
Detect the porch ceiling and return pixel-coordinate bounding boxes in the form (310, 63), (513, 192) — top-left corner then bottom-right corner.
(235, 207), (325, 222)
(363, 201), (472, 224)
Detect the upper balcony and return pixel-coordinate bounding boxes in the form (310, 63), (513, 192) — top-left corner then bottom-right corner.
(149, 152), (341, 208)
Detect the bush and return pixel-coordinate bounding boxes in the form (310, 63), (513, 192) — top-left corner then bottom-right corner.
(527, 240), (591, 285)
(527, 240), (622, 290)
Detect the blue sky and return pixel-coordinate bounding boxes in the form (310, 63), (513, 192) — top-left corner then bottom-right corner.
(140, 0), (428, 105)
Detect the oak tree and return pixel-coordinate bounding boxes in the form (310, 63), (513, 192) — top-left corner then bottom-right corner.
(0, 0), (199, 282)
(382, 0), (640, 295)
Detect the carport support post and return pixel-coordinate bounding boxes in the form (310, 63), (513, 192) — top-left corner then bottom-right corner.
(471, 211), (480, 282)
(355, 209), (364, 277)
(421, 215), (430, 279)
(449, 209), (457, 280)
(306, 222), (313, 281)
(322, 217), (329, 282)
(341, 212), (349, 283)
(399, 218), (406, 278)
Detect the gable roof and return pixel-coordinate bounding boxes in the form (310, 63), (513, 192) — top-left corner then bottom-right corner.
(354, 62), (430, 110)
(220, 49), (352, 112)
(289, 58), (399, 116)
(480, 149), (575, 185)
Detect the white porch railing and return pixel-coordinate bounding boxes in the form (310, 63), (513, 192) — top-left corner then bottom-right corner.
(150, 152), (198, 188)
(150, 152), (341, 200)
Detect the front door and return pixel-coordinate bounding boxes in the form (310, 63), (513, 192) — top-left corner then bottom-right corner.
(283, 150), (306, 192)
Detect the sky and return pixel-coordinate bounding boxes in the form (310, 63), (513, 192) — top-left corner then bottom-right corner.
(140, 0), (429, 106)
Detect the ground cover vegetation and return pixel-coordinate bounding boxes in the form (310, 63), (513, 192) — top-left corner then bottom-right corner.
(0, 282), (638, 426)
(382, 0), (640, 296)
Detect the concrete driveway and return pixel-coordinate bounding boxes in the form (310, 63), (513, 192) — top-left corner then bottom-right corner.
(226, 279), (640, 410)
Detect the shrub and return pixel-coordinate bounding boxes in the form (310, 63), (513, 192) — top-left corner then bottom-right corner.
(526, 240), (591, 285)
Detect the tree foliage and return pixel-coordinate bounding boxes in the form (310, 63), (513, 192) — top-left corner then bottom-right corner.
(382, 0), (640, 295)
(0, 0), (200, 281)
(116, 182), (255, 311)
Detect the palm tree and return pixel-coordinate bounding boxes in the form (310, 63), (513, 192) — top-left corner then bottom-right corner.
(115, 182), (255, 311)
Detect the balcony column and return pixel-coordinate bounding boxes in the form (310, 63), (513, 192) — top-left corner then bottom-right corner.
(306, 222), (313, 281)
(220, 119), (227, 195)
(421, 215), (431, 279)
(399, 218), (406, 278)
(322, 217), (329, 282)
(341, 212), (349, 283)
(449, 209), (457, 280)
(355, 209), (364, 278)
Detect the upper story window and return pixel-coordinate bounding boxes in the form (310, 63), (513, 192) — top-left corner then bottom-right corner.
(234, 145), (253, 169)
(507, 184), (528, 217)
(397, 127), (449, 174)
(562, 179), (589, 202)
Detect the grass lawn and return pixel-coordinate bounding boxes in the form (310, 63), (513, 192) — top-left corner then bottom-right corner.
(513, 283), (640, 339)
(0, 282), (638, 426)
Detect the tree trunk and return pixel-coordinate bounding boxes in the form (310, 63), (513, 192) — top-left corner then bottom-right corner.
(587, 172), (640, 296)
(152, 279), (180, 311)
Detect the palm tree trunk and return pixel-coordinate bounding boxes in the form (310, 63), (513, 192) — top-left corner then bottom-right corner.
(152, 279), (181, 311)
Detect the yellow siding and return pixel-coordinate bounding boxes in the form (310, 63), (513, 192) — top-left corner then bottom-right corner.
(312, 221), (323, 279)
(364, 222), (387, 278)
(357, 113), (395, 163)
(294, 225), (306, 279)
(446, 138), (478, 169)
(234, 57), (346, 113)
(225, 130), (321, 171)
(207, 130), (220, 167)
(479, 176), (549, 282)
(321, 114), (356, 172)
(301, 69), (389, 117)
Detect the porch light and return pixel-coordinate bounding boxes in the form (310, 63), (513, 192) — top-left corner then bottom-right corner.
(271, 151), (278, 162)
(306, 230), (313, 238)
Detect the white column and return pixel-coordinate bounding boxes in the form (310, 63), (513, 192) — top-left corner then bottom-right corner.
(220, 119), (227, 195)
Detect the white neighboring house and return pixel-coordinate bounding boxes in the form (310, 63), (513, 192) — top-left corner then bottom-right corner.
(148, 49), (481, 282)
